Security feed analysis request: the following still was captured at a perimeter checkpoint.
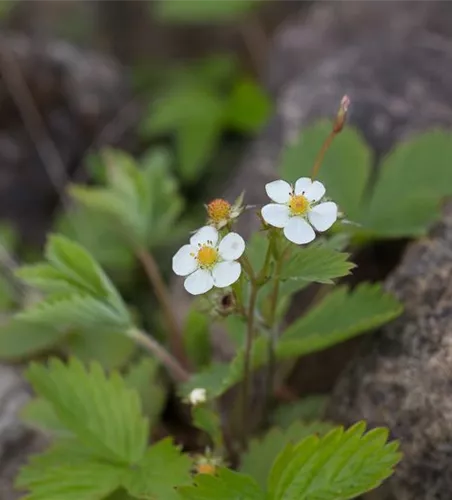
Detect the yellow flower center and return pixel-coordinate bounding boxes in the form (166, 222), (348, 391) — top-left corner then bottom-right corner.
(196, 463), (217, 475)
(207, 198), (231, 223)
(196, 245), (218, 268)
(289, 194), (309, 216)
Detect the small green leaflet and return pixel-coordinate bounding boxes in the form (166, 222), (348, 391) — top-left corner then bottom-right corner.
(267, 422), (401, 500)
(240, 421), (334, 489)
(278, 283), (403, 358)
(281, 245), (355, 284)
(179, 468), (264, 500)
(16, 442), (124, 500)
(122, 438), (192, 500)
(26, 358), (148, 464)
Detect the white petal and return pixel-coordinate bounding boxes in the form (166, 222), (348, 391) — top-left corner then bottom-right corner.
(261, 204), (290, 228)
(304, 181), (326, 202)
(190, 226), (219, 247)
(283, 217), (316, 244)
(308, 202), (338, 231)
(294, 177), (312, 195)
(219, 233), (245, 261)
(184, 269), (214, 295)
(212, 261), (241, 288)
(265, 180), (292, 203)
(172, 245), (198, 276)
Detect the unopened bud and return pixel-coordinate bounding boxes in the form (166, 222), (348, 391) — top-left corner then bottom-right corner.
(188, 387), (207, 405)
(333, 95), (350, 133)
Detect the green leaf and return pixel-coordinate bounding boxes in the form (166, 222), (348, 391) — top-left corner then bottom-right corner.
(16, 442), (124, 500)
(17, 264), (83, 295)
(0, 319), (64, 360)
(267, 422), (401, 500)
(192, 406), (222, 447)
(281, 122), (372, 221)
(278, 284), (402, 358)
(183, 308), (212, 369)
(281, 245), (355, 284)
(125, 358), (167, 428)
(45, 235), (119, 299)
(20, 397), (69, 436)
(26, 358), (148, 464)
(361, 130), (452, 237)
(122, 438), (192, 500)
(271, 396), (329, 428)
(179, 468), (264, 500)
(240, 421), (334, 489)
(226, 78), (271, 132)
(66, 329), (136, 370)
(154, 0), (259, 23)
(17, 293), (131, 333)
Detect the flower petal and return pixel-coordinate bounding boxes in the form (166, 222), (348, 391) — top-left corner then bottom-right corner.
(304, 181), (326, 202)
(294, 177), (312, 195)
(212, 261), (241, 288)
(219, 233), (245, 261)
(283, 217), (316, 244)
(308, 202), (338, 231)
(184, 269), (214, 295)
(265, 180), (292, 203)
(261, 204), (290, 228)
(172, 245), (198, 276)
(190, 226), (219, 247)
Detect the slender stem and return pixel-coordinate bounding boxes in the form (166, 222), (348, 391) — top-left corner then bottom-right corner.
(135, 247), (189, 369)
(239, 254), (256, 282)
(240, 282), (258, 446)
(310, 131), (335, 180)
(127, 328), (190, 383)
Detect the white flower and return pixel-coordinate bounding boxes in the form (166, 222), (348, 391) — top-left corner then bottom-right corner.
(172, 226), (245, 295)
(188, 387), (207, 405)
(261, 178), (338, 244)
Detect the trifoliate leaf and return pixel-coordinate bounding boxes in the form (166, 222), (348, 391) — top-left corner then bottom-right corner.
(16, 264), (82, 295)
(179, 468), (264, 500)
(361, 130), (452, 237)
(183, 308), (212, 369)
(281, 245), (355, 284)
(154, 0), (259, 23)
(267, 422), (401, 500)
(0, 319), (64, 360)
(240, 421), (334, 489)
(17, 293), (131, 334)
(226, 78), (271, 132)
(20, 397), (70, 437)
(26, 358), (148, 464)
(280, 122), (371, 221)
(122, 438), (192, 500)
(271, 396), (329, 428)
(278, 284), (402, 358)
(16, 442), (124, 500)
(125, 357), (167, 429)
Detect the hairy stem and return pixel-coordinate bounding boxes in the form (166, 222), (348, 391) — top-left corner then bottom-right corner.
(127, 328), (190, 383)
(135, 247), (189, 369)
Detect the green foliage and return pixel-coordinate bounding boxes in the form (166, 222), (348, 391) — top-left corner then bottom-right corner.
(121, 438), (192, 500)
(192, 405), (223, 448)
(70, 148), (184, 248)
(281, 245), (355, 284)
(16, 443), (124, 500)
(140, 61), (270, 183)
(179, 468), (264, 500)
(0, 319), (64, 360)
(267, 422), (401, 500)
(281, 123), (452, 238)
(183, 308), (212, 369)
(26, 358), (148, 464)
(271, 396), (329, 428)
(20, 397), (71, 437)
(154, 0), (260, 23)
(278, 284), (403, 358)
(125, 357), (167, 428)
(240, 421), (334, 489)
